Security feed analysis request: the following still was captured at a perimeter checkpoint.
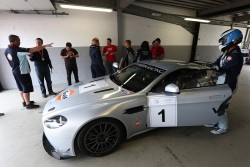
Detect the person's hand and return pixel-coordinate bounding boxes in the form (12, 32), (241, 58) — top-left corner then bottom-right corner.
(45, 43), (54, 47)
(206, 63), (219, 70)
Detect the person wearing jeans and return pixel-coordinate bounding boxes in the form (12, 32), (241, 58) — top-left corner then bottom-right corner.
(30, 38), (56, 98)
(207, 29), (243, 135)
(103, 38), (117, 74)
(89, 38), (105, 78)
(4, 35), (53, 109)
(60, 42), (79, 86)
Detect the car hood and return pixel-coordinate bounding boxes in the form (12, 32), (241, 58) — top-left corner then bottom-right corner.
(42, 76), (134, 116)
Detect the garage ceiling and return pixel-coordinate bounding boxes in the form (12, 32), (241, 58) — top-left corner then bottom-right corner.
(52, 0), (250, 23)
(0, 0), (55, 10)
(1, 0), (250, 25)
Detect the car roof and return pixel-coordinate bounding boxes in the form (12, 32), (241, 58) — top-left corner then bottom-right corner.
(140, 59), (208, 71)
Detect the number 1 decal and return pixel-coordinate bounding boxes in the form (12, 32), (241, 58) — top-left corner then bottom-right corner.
(158, 109), (165, 122)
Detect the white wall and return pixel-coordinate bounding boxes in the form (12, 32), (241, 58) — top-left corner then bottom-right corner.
(0, 9), (118, 48)
(0, 5), (193, 48)
(0, 6), (193, 89)
(196, 24), (246, 62)
(123, 14), (193, 46)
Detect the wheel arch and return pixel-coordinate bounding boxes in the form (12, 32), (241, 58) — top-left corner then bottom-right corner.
(73, 117), (127, 156)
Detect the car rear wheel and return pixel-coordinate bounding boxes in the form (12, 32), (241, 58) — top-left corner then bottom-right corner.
(77, 119), (124, 157)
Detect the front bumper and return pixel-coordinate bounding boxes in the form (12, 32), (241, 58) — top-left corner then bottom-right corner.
(42, 133), (75, 160)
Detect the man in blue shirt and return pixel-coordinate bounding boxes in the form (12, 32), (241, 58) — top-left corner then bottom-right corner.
(5, 34), (53, 109)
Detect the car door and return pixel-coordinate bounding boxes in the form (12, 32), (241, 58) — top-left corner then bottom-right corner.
(147, 68), (232, 127)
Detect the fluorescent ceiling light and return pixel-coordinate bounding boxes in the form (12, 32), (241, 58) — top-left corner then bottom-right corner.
(184, 18), (210, 23)
(60, 4), (113, 13)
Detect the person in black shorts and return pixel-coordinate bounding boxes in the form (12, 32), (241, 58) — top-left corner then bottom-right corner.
(4, 34), (53, 109)
(60, 42), (80, 86)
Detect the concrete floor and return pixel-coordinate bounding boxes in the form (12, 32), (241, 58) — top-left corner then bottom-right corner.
(1, 66), (250, 167)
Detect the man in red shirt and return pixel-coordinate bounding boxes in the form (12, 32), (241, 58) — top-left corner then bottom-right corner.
(151, 38), (165, 60)
(103, 38), (117, 74)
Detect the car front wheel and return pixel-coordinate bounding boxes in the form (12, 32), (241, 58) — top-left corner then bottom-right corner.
(77, 119), (124, 157)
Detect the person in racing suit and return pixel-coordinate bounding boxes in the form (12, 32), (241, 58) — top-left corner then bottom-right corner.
(207, 29), (243, 135)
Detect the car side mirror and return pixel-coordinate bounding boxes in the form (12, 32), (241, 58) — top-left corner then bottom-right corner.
(113, 62), (119, 69)
(165, 84), (180, 94)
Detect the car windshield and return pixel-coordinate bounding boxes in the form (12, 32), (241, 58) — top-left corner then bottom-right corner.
(110, 63), (165, 92)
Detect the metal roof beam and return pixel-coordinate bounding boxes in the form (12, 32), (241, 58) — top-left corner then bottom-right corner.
(124, 5), (196, 34)
(119, 0), (135, 8)
(136, 0), (202, 10)
(161, 0), (217, 8)
(143, 0), (210, 8)
(194, 0), (227, 5)
(198, 0), (250, 17)
(233, 14), (250, 22)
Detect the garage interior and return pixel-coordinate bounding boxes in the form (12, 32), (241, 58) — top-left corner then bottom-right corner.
(0, 0), (250, 167)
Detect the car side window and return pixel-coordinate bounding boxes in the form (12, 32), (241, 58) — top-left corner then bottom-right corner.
(151, 69), (198, 93)
(197, 70), (215, 87)
(197, 69), (226, 87)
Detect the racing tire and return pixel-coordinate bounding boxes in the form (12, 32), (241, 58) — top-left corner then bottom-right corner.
(77, 119), (124, 157)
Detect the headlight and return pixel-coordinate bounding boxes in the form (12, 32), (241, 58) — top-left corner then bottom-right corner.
(44, 115), (67, 129)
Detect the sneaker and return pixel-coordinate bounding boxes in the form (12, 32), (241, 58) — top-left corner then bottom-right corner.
(22, 101), (35, 107)
(26, 103), (40, 109)
(43, 94), (47, 98)
(204, 123), (218, 128)
(0, 113), (4, 116)
(49, 92), (57, 95)
(210, 127), (227, 135)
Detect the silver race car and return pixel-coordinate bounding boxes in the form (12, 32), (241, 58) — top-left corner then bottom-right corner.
(42, 60), (231, 159)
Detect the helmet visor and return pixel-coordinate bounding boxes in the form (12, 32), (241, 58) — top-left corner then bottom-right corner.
(219, 36), (227, 45)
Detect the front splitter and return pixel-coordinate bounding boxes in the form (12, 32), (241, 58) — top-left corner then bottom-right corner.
(42, 133), (74, 160)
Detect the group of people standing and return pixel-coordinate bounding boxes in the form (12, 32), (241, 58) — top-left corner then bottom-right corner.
(2, 34), (165, 111)
(89, 37), (165, 78)
(4, 35), (53, 110)
(1, 29), (246, 137)
(3, 35), (82, 111)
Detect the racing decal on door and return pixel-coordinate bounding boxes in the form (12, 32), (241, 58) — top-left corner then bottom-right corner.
(134, 118), (142, 128)
(147, 95), (177, 127)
